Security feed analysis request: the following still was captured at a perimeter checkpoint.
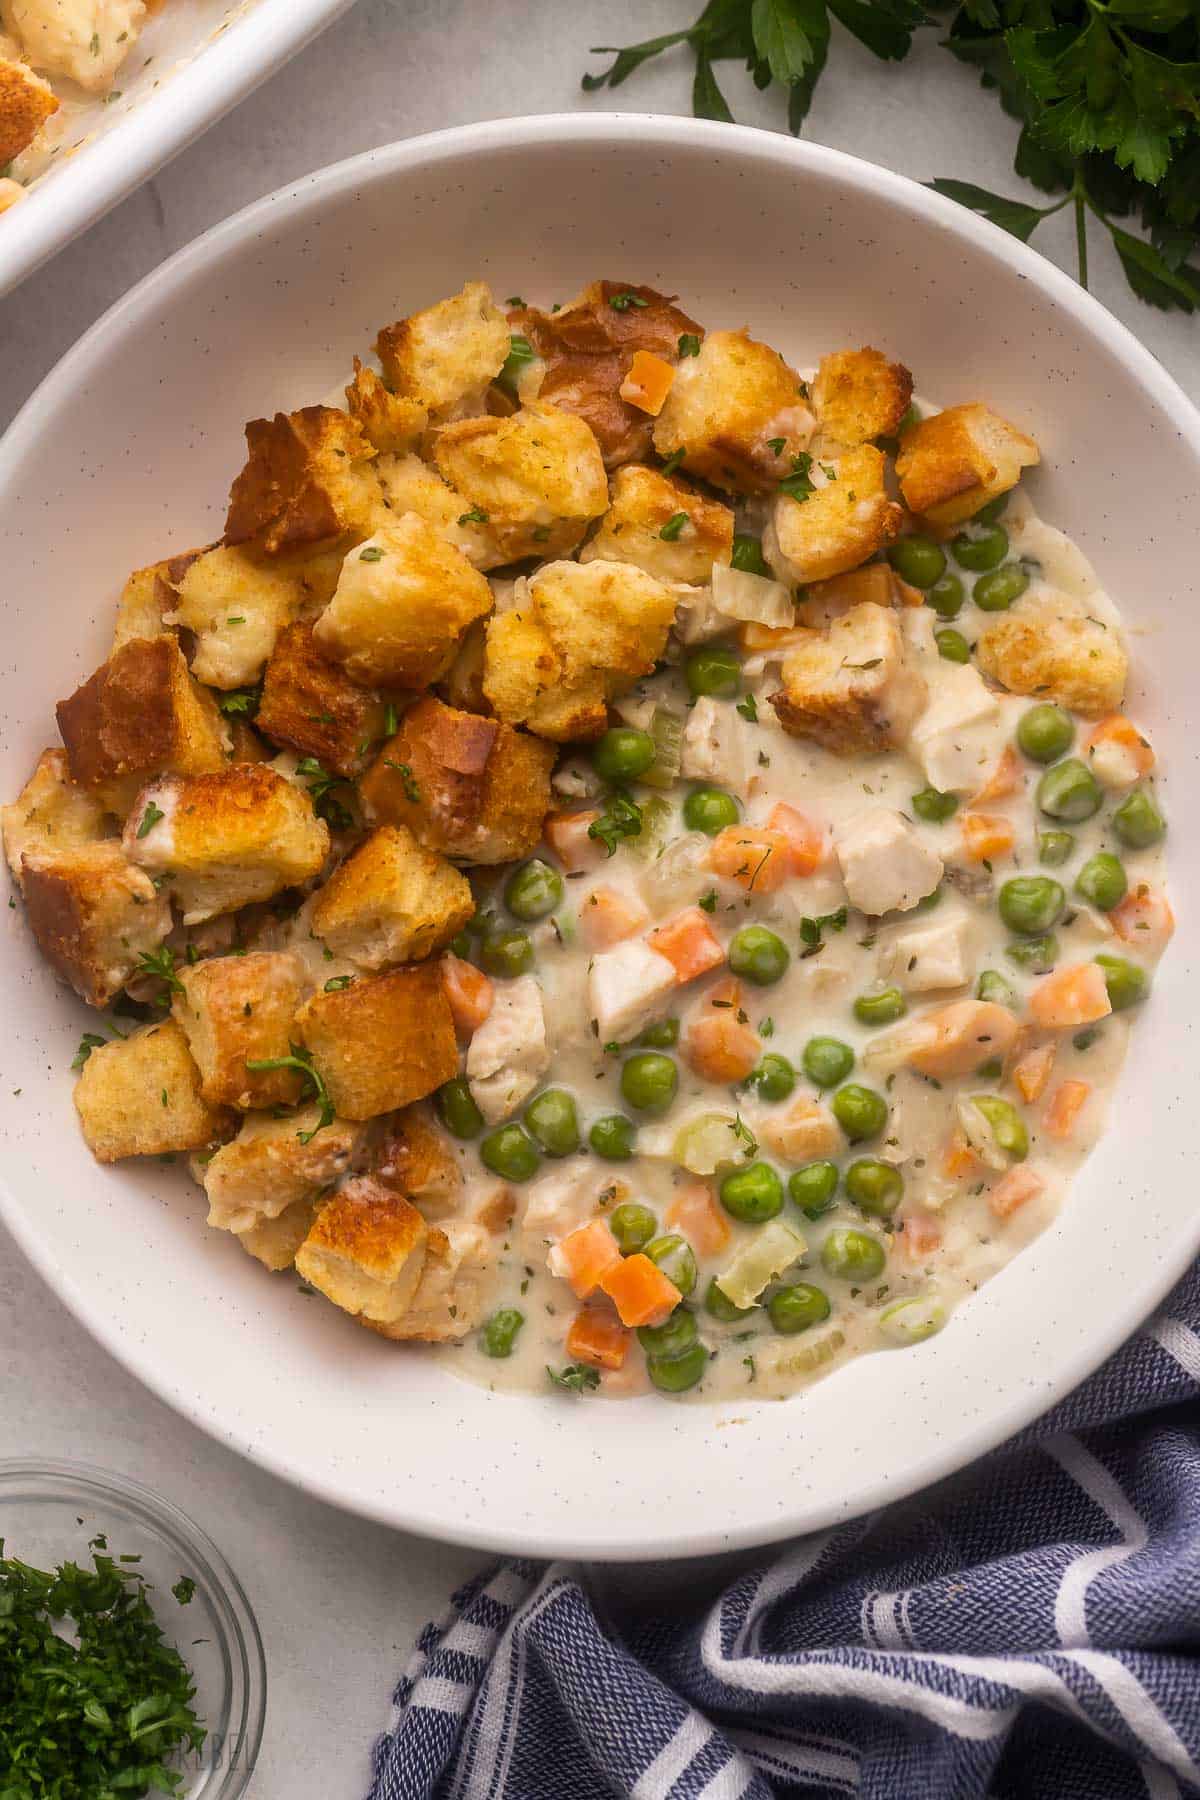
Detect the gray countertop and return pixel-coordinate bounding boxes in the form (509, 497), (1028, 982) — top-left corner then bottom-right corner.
(2, 5), (1197, 1795)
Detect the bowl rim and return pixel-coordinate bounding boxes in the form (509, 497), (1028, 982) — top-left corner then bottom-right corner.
(2, 111), (1198, 1560)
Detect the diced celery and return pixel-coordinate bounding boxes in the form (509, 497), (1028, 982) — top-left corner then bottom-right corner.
(878, 1294), (945, 1346)
(715, 1219), (806, 1311)
(711, 561), (795, 628)
(640, 707), (684, 790)
(626, 793), (673, 859)
(757, 1326), (846, 1381)
(672, 1111), (755, 1175)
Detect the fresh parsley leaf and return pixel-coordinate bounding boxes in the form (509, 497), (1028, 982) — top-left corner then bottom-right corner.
(660, 447), (686, 477)
(659, 510), (689, 541)
(135, 800), (164, 839)
(296, 756), (355, 829)
(245, 1043), (335, 1143)
(799, 906), (848, 955)
(608, 289), (650, 311)
(217, 686), (261, 718)
(458, 506), (490, 525)
(587, 790), (644, 856)
(383, 759), (421, 803)
(779, 451), (816, 502)
(172, 1576), (197, 1604)
(72, 1031), (109, 1071)
(546, 1361), (601, 1392)
(359, 545), (384, 563)
(136, 945), (183, 995)
(929, 177), (1057, 243)
(736, 693), (758, 722)
(678, 331), (702, 356)
(497, 333), (536, 397)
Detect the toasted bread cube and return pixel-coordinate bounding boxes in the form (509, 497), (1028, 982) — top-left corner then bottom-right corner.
(771, 601), (926, 754)
(652, 328), (813, 494)
(439, 617), (489, 714)
(3, 748), (108, 882)
(255, 622), (388, 779)
(374, 451), (505, 570)
(7, 1), (143, 91)
(362, 1218), (496, 1341)
(167, 545), (308, 689)
(224, 406), (380, 556)
(125, 764), (329, 924)
(309, 824), (472, 970)
(172, 951), (307, 1109)
(0, 176), (25, 213)
(295, 1175), (429, 1323)
(764, 446), (902, 586)
(360, 695), (554, 863)
(57, 637), (228, 816)
(74, 1019), (231, 1163)
(22, 843), (171, 1005)
(975, 594), (1126, 718)
(483, 608), (604, 741)
(896, 403), (1040, 526)
(434, 402), (609, 562)
(375, 280), (510, 421)
(0, 54), (57, 163)
(202, 1105), (365, 1234)
(811, 348), (913, 451)
(344, 358), (427, 453)
(370, 1103), (463, 1216)
(295, 964), (457, 1119)
(312, 514), (491, 690)
(580, 465), (734, 586)
(111, 550), (203, 650)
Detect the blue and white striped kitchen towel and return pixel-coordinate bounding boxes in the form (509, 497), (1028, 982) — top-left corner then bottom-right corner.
(368, 1262), (1200, 1800)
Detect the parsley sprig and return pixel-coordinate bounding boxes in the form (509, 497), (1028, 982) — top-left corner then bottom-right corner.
(296, 756), (355, 830)
(245, 1043), (335, 1142)
(588, 790), (645, 856)
(547, 1362), (602, 1392)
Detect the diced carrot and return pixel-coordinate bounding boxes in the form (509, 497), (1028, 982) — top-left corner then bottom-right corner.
(704, 975), (743, 1011)
(989, 1165), (1046, 1220)
(973, 745), (1021, 805)
(941, 1127), (980, 1179)
(647, 907), (726, 983)
(548, 1218), (622, 1300)
(959, 811), (1015, 863)
(907, 1000), (1020, 1078)
(618, 350), (676, 416)
(766, 802), (826, 876)
(1028, 963), (1112, 1030)
(1112, 884), (1174, 956)
(544, 809), (606, 875)
(581, 884), (650, 950)
(1043, 1079), (1091, 1141)
(598, 1252), (681, 1329)
(1011, 1042), (1056, 1104)
(665, 1182), (731, 1257)
(441, 953), (494, 1037)
(708, 826), (793, 893)
(566, 1307), (631, 1371)
(738, 621), (810, 656)
(762, 1098), (841, 1162)
(1085, 714), (1155, 786)
(892, 575), (925, 608)
(800, 564), (900, 622)
(898, 1210), (943, 1260)
(685, 1012), (761, 1084)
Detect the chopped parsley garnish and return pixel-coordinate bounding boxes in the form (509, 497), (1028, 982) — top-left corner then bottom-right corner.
(458, 507), (489, 525)
(659, 511), (689, 541)
(765, 436), (786, 455)
(245, 1043), (335, 1143)
(135, 801), (164, 839)
(296, 756), (355, 829)
(546, 1362), (601, 1392)
(760, 1017), (775, 1038)
(497, 333), (536, 397)
(216, 686), (261, 719)
(359, 546), (384, 563)
(677, 332), (701, 357)
(608, 290), (649, 311)
(779, 451), (816, 502)
(171, 1576), (196, 1605)
(587, 790), (643, 857)
(660, 447), (686, 477)
(324, 975), (353, 992)
(698, 889), (717, 913)
(736, 693), (758, 722)
(383, 702), (399, 738)
(383, 759), (421, 804)
(799, 906), (848, 956)
(72, 1031), (109, 1071)
(136, 945), (184, 995)
(505, 295), (526, 308)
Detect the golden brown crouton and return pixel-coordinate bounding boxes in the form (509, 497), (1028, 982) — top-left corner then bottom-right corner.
(310, 824), (472, 970)
(312, 514), (492, 690)
(202, 1105), (365, 1234)
(224, 406), (380, 556)
(0, 56), (57, 163)
(764, 445), (902, 585)
(811, 347), (913, 451)
(295, 964), (458, 1119)
(896, 403), (1040, 526)
(74, 1020), (232, 1164)
(652, 328), (813, 494)
(510, 281), (704, 466)
(345, 358), (428, 454)
(3, 748), (109, 882)
(167, 545), (309, 689)
(255, 622), (389, 779)
(7, 1), (144, 90)
(433, 402), (609, 562)
(770, 601), (927, 754)
(124, 764), (329, 924)
(21, 843), (171, 1006)
(172, 951), (307, 1109)
(975, 594), (1127, 718)
(375, 280), (510, 421)
(226, 719), (273, 765)
(362, 1219), (495, 1342)
(370, 1103), (462, 1217)
(373, 451), (505, 570)
(111, 550), (204, 650)
(360, 695), (554, 863)
(57, 637), (228, 816)
(438, 618), (489, 714)
(580, 464), (734, 586)
(295, 1175), (429, 1323)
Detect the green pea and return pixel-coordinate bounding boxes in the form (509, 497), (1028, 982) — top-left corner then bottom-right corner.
(637, 1307), (697, 1358)
(591, 727), (656, 785)
(952, 523), (1008, 571)
(912, 786), (958, 824)
(1112, 787), (1166, 850)
(731, 533), (770, 576)
(769, 1283), (831, 1334)
(435, 1076), (484, 1140)
(503, 858), (564, 922)
(705, 1277), (755, 1321)
(936, 628), (970, 663)
(1005, 933), (1059, 974)
(589, 1113), (637, 1160)
(683, 785), (740, 836)
(480, 1308), (524, 1358)
(926, 573), (965, 619)
(620, 1052), (678, 1115)
(821, 1226), (886, 1282)
(1017, 704), (1074, 764)
(1095, 953), (1148, 1011)
(449, 930), (472, 958)
(998, 876), (1065, 935)
(637, 1016), (680, 1048)
(854, 986), (907, 1026)
(647, 1341), (708, 1392)
(788, 1161), (839, 1220)
(719, 1161), (784, 1223)
(844, 1157), (904, 1216)
(480, 926), (535, 977)
(831, 1083), (888, 1143)
(1075, 852), (1127, 912)
(973, 492), (1010, 525)
(888, 535), (946, 590)
(976, 969), (1016, 1007)
(802, 1035), (855, 1089)
(1039, 830), (1075, 868)
(609, 1201), (656, 1254)
(729, 925), (790, 987)
(466, 911), (491, 937)
(644, 1233), (698, 1297)
(750, 1053), (796, 1103)
(969, 1094), (1028, 1161)
(685, 644), (741, 700)
(973, 563), (1029, 612)
(479, 1122), (541, 1182)
(524, 1088), (580, 1157)
(1036, 758), (1101, 823)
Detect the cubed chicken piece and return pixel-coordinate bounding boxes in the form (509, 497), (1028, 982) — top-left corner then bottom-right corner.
(520, 1167), (602, 1245)
(975, 594), (1127, 719)
(360, 695), (554, 864)
(166, 546), (308, 690)
(362, 1219), (496, 1342)
(434, 401), (609, 562)
(224, 406), (380, 556)
(373, 451), (505, 569)
(587, 941), (677, 1045)
(375, 280), (510, 421)
(3, 748), (108, 882)
(909, 662), (1004, 794)
(172, 951), (307, 1109)
(254, 622), (389, 779)
(231, 1199), (321, 1272)
(74, 1020), (232, 1163)
(295, 1177), (429, 1325)
(202, 1106), (366, 1234)
(652, 328), (813, 494)
(296, 963), (458, 1119)
(896, 403), (1040, 527)
(764, 446), (902, 586)
(56, 636), (228, 815)
(580, 465), (734, 586)
(309, 824), (472, 970)
(760, 1099), (841, 1164)
(369, 1104), (462, 1217)
(878, 913), (972, 993)
(125, 764), (328, 925)
(110, 550), (205, 651)
(344, 359), (427, 454)
(7, 0), (144, 91)
(811, 347), (913, 452)
(680, 695), (757, 793)
(0, 54), (57, 160)
(771, 602), (926, 754)
(835, 807), (943, 917)
(21, 843), (171, 1006)
(466, 974), (549, 1124)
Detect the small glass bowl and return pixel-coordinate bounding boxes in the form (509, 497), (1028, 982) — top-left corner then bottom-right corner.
(0, 1459), (266, 1798)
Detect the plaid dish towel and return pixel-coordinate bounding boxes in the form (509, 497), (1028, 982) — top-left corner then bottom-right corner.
(368, 1263), (1200, 1800)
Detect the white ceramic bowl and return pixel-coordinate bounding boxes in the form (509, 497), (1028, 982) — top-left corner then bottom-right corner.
(1, 115), (1196, 1561)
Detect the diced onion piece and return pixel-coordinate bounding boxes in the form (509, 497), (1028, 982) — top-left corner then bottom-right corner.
(878, 1294), (946, 1345)
(758, 1326), (846, 1380)
(715, 1220), (806, 1311)
(627, 793), (673, 860)
(712, 561), (795, 629)
(954, 1094), (1008, 1172)
(672, 1111), (756, 1175)
(641, 831), (713, 909)
(861, 1020), (939, 1074)
(640, 707), (684, 790)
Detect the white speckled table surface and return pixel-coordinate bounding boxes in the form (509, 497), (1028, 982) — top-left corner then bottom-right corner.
(1, 5), (1198, 1795)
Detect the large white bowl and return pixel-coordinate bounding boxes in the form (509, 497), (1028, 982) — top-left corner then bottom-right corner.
(2, 115), (1196, 1561)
